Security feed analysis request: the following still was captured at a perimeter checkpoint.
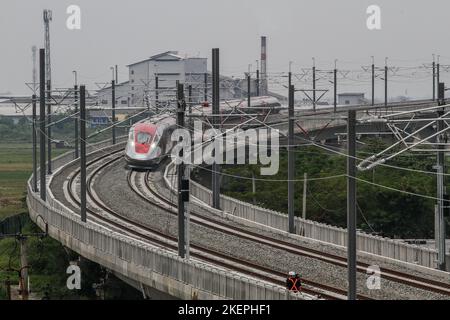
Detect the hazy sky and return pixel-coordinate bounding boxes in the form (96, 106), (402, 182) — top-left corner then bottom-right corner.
(2, 0), (450, 99)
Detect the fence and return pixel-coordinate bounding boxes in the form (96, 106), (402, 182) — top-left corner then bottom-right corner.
(27, 139), (307, 300)
(165, 161), (440, 269)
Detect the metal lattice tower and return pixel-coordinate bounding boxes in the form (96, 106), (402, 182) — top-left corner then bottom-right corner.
(43, 9), (52, 85)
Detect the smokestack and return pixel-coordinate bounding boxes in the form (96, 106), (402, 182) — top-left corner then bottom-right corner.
(260, 36), (267, 95)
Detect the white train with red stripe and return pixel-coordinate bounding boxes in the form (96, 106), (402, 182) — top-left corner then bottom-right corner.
(124, 115), (177, 168)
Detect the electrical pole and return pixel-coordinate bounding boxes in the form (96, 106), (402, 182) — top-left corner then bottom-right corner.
(288, 84), (295, 234)
(247, 71), (251, 108)
(347, 110), (357, 300)
(288, 61), (292, 88)
(256, 60), (260, 96)
(80, 85), (87, 223)
(32, 95), (37, 192)
(188, 84), (192, 129)
(19, 236), (29, 300)
(115, 65), (118, 83)
(39, 48), (46, 202)
(371, 56), (375, 106)
(177, 83), (186, 258)
(312, 58), (316, 111)
(47, 79), (52, 174)
(32, 46), (37, 94)
(204, 72), (208, 102)
(334, 59), (337, 112)
(436, 82), (446, 271)
(302, 172), (307, 220)
(384, 57), (388, 108)
(111, 67), (116, 145)
(73, 71), (79, 159)
(212, 48), (221, 209)
(432, 55), (436, 101)
(43, 9), (52, 175)
(437, 56), (440, 99)
(155, 75), (159, 114)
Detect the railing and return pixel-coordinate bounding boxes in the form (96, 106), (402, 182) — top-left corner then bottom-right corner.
(27, 139), (308, 300)
(165, 161), (440, 269)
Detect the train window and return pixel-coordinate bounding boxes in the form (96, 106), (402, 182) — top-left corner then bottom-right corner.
(136, 132), (152, 144)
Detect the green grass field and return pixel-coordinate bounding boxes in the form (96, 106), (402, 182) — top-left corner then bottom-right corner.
(0, 143), (67, 219)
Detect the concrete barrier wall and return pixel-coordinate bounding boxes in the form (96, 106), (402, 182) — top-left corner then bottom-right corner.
(28, 140), (308, 300)
(165, 162), (440, 269)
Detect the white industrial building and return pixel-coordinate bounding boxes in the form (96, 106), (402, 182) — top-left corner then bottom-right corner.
(96, 81), (131, 107)
(95, 50), (270, 109)
(338, 93), (366, 106)
(128, 51), (207, 107)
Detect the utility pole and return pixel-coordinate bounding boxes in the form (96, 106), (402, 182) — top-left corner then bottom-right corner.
(371, 56), (375, 106)
(256, 59), (260, 96)
(260, 36), (267, 95)
(247, 71), (251, 108)
(204, 72), (208, 102)
(288, 84), (295, 234)
(111, 68), (116, 144)
(155, 75), (159, 114)
(177, 83), (186, 258)
(384, 57), (388, 108)
(46, 79), (52, 174)
(347, 110), (357, 300)
(43, 9), (52, 175)
(437, 56), (440, 99)
(184, 164), (191, 259)
(188, 84), (192, 129)
(432, 55), (436, 101)
(32, 95), (37, 192)
(115, 65), (118, 83)
(334, 59), (337, 112)
(19, 236), (29, 300)
(436, 82), (446, 271)
(80, 85), (87, 223)
(302, 172), (307, 220)
(212, 48), (221, 209)
(288, 61), (292, 88)
(73, 71), (79, 159)
(312, 58), (316, 111)
(32, 46), (37, 94)
(252, 171), (256, 205)
(39, 48), (46, 202)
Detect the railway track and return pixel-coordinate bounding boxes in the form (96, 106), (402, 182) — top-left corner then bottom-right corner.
(65, 150), (341, 300)
(61, 146), (450, 299)
(141, 164), (450, 297)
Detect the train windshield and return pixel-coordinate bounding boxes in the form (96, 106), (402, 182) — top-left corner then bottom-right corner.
(136, 132), (153, 144)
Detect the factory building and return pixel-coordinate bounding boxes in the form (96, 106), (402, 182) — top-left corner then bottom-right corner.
(338, 93), (366, 106)
(127, 51), (207, 107)
(96, 81), (131, 108)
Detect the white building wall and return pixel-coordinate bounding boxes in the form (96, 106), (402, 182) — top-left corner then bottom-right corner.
(128, 54), (207, 107)
(338, 94), (365, 106)
(96, 82), (131, 108)
(129, 60), (150, 106)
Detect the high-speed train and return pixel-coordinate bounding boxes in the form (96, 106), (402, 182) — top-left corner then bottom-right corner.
(125, 96), (282, 168)
(124, 115), (177, 168)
